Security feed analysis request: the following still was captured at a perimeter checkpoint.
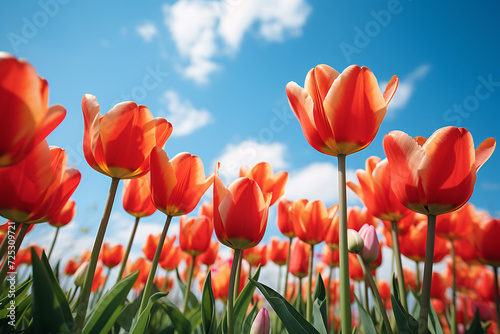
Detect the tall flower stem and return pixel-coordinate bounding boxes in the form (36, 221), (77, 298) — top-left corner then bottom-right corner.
(274, 265), (284, 334)
(0, 223), (29, 282)
(494, 266), (500, 328)
(338, 154), (351, 334)
(391, 220), (408, 310)
(418, 214), (437, 334)
(415, 261), (421, 292)
(283, 236), (293, 298)
(116, 216), (140, 283)
(364, 275), (370, 311)
(0, 222), (19, 261)
(47, 227), (60, 260)
(233, 253), (242, 301)
(74, 177), (119, 333)
(306, 243), (315, 322)
(327, 262), (334, 323)
(358, 255), (393, 334)
(227, 249), (242, 334)
(450, 240), (457, 334)
(183, 255), (196, 314)
(138, 215), (173, 314)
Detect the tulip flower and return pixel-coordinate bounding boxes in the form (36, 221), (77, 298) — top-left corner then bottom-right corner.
(358, 224), (380, 263)
(289, 239), (310, 279)
(159, 245), (182, 271)
(47, 199), (76, 259)
(325, 215), (340, 250)
(127, 257), (151, 290)
(0, 52), (66, 167)
(142, 234), (176, 263)
(399, 219), (449, 263)
(347, 229), (364, 255)
(199, 201), (214, 222)
(250, 307), (270, 334)
(243, 244), (268, 270)
(65, 258), (81, 276)
(269, 237), (289, 267)
(101, 243), (124, 269)
(197, 239), (219, 267)
(239, 162), (288, 206)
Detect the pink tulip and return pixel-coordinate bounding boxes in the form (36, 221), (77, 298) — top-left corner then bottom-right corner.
(358, 224), (380, 263)
(250, 307), (270, 334)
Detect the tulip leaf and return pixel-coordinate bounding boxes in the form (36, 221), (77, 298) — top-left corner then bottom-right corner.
(158, 299), (192, 334)
(115, 289), (143, 331)
(176, 267), (199, 309)
(201, 270), (217, 334)
(241, 301), (259, 334)
(130, 292), (168, 334)
(0, 278), (31, 318)
(30, 249), (74, 333)
(464, 309), (489, 334)
(313, 300), (328, 334)
(356, 295), (377, 334)
(312, 273), (328, 332)
(409, 288), (443, 334)
(249, 277), (320, 334)
(391, 275), (419, 334)
(82, 270), (139, 334)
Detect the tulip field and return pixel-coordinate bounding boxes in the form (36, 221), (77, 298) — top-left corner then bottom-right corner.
(1, 2), (500, 334)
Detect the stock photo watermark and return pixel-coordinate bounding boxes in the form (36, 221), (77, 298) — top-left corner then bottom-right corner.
(5, 221), (17, 327)
(6, 0), (71, 54)
(339, 0), (407, 62)
(443, 74), (499, 126)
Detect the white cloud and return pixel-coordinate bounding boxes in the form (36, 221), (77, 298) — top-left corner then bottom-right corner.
(137, 22), (159, 43)
(285, 162), (359, 206)
(161, 90), (213, 137)
(214, 140), (289, 183)
(382, 64), (431, 119)
(163, 0), (312, 83)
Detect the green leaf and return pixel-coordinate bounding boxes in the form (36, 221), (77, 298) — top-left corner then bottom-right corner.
(201, 271), (217, 334)
(82, 270), (139, 334)
(31, 249), (73, 333)
(356, 295), (377, 334)
(115, 290), (143, 331)
(409, 288), (444, 334)
(313, 300), (328, 334)
(391, 275), (419, 334)
(176, 267), (199, 310)
(159, 299), (193, 334)
(241, 301), (259, 334)
(464, 309), (488, 334)
(130, 292), (168, 334)
(249, 277), (319, 334)
(312, 273), (328, 333)
(0, 278), (31, 318)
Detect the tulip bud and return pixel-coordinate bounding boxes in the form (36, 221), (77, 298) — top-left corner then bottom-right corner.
(74, 261), (89, 287)
(358, 224), (380, 263)
(347, 229), (364, 254)
(250, 307), (270, 334)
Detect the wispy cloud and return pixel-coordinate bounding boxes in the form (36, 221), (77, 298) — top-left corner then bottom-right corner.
(163, 0), (312, 83)
(137, 22), (159, 43)
(382, 63), (431, 119)
(161, 90), (213, 137)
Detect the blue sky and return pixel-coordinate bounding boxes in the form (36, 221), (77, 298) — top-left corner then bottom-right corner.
(1, 1), (499, 277)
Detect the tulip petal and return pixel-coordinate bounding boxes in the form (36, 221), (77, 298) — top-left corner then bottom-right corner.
(475, 137), (496, 171)
(383, 75), (399, 104)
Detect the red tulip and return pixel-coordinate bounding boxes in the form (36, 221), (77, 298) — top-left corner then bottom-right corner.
(269, 237), (289, 266)
(239, 162), (288, 206)
(291, 199), (338, 245)
(142, 234), (176, 263)
(122, 173), (156, 218)
(213, 163), (271, 250)
(399, 218), (449, 263)
(101, 242), (124, 268)
(91, 265), (105, 292)
(197, 239), (219, 267)
(348, 253), (364, 282)
(48, 200), (76, 228)
(289, 239), (310, 278)
(65, 258), (81, 275)
(346, 206), (378, 232)
(348, 156), (411, 221)
(383, 126), (495, 215)
(0, 52), (66, 167)
(159, 245), (182, 271)
(149, 149), (214, 216)
(469, 217), (500, 267)
(276, 198), (295, 238)
(198, 201), (213, 222)
(128, 257), (151, 289)
(322, 245), (339, 268)
(179, 215), (213, 256)
(286, 64), (398, 156)
(430, 272), (447, 300)
(0, 140), (81, 223)
(82, 94), (172, 179)
(243, 244), (268, 268)
(436, 203), (476, 240)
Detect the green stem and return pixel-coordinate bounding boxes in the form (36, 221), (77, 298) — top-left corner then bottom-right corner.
(418, 214), (437, 334)
(227, 249), (242, 334)
(298, 277), (303, 315)
(0, 222), (18, 261)
(183, 255), (196, 314)
(391, 220), (408, 310)
(327, 263), (334, 324)
(415, 261), (421, 292)
(283, 236), (293, 299)
(48, 227), (60, 260)
(116, 216), (140, 283)
(306, 243), (314, 322)
(359, 255), (393, 334)
(102, 267), (111, 292)
(69, 286), (79, 303)
(138, 215), (173, 314)
(233, 252), (242, 301)
(450, 240), (457, 334)
(364, 274), (370, 312)
(494, 266), (500, 327)
(337, 154), (352, 334)
(74, 177), (120, 334)
(0, 223), (29, 282)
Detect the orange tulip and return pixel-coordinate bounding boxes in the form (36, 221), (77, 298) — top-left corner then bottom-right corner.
(348, 156), (411, 221)
(149, 149), (214, 216)
(470, 218), (500, 267)
(325, 215), (340, 250)
(383, 126), (495, 216)
(453, 237), (478, 264)
(101, 242), (124, 268)
(348, 253), (364, 282)
(213, 163), (271, 250)
(154, 275), (174, 292)
(0, 140), (81, 223)
(286, 64), (398, 156)
(277, 198), (295, 238)
(0, 52), (66, 167)
(48, 199), (76, 228)
(399, 218), (449, 263)
(430, 272), (447, 300)
(128, 257), (151, 289)
(65, 258), (81, 275)
(378, 280), (391, 309)
(159, 245), (182, 271)
(142, 234), (176, 263)
(243, 244), (268, 268)
(82, 94), (172, 179)
(239, 162), (288, 206)
(346, 206), (378, 232)
(15, 245), (43, 267)
(322, 245), (339, 268)
(402, 267), (417, 292)
(289, 239), (310, 278)
(91, 265), (105, 292)
(291, 199), (338, 245)
(198, 201), (213, 222)
(436, 203), (476, 241)
(179, 215), (213, 256)
(269, 237), (289, 266)
(197, 239), (219, 267)
(122, 174), (156, 218)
